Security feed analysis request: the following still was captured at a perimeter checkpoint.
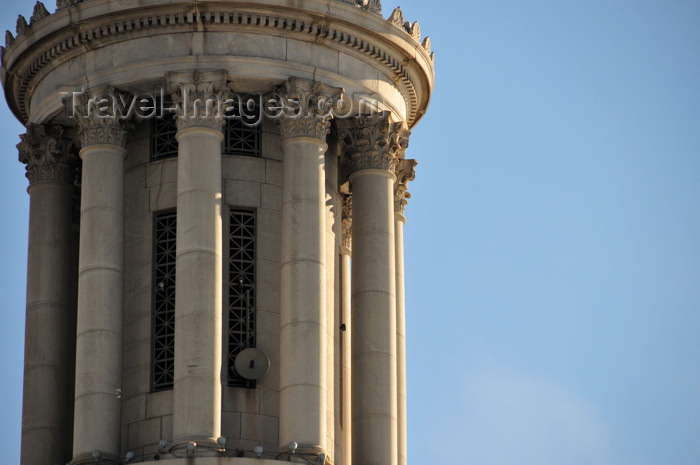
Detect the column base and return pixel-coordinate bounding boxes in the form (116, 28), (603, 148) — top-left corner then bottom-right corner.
(275, 444), (328, 463)
(138, 458), (315, 465)
(168, 437), (222, 458)
(71, 451), (121, 465)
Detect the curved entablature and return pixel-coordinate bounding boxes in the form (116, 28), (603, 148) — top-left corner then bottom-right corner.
(2, 0), (434, 129)
(54, 0), (383, 14)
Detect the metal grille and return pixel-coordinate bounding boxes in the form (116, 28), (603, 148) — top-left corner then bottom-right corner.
(223, 116), (261, 157)
(152, 210), (176, 392)
(150, 96), (261, 159)
(151, 98), (178, 161)
(228, 209), (256, 387)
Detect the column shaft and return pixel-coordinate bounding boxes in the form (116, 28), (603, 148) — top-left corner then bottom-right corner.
(394, 158), (415, 465)
(350, 170), (398, 465)
(73, 143), (126, 460)
(277, 77), (341, 455)
(340, 248), (352, 465)
(325, 149), (338, 460)
(279, 137), (328, 449)
(340, 193), (353, 465)
(395, 214), (407, 465)
(22, 181), (74, 465)
(172, 125), (223, 444)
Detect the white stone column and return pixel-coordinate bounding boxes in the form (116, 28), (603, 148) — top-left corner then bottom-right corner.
(17, 124), (76, 465)
(338, 114), (409, 465)
(167, 71), (226, 448)
(393, 159), (417, 465)
(72, 101), (128, 464)
(277, 77), (342, 456)
(324, 142), (340, 460)
(340, 194), (353, 465)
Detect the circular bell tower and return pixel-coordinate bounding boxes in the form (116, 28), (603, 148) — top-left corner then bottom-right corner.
(2, 1), (434, 464)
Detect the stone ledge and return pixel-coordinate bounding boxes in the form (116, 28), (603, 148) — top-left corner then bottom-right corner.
(129, 454), (314, 464)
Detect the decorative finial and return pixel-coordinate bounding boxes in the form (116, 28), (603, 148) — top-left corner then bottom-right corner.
(5, 30), (15, 47)
(30, 2), (50, 25)
(16, 15), (29, 36)
(410, 21), (420, 41)
(56, 0), (86, 11)
(389, 7), (404, 27)
(360, 0), (382, 14)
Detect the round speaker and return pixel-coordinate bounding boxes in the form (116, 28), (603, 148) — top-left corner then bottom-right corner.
(234, 348), (271, 380)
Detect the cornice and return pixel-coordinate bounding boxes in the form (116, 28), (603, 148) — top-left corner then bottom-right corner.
(55, 0), (382, 14)
(1, 0), (433, 128)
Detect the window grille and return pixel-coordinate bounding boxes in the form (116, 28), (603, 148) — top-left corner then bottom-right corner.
(151, 97), (178, 161)
(227, 209), (256, 387)
(222, 93), (262, 157)
(152, 210), (177, 392)
(223, 118), (261, 157)
(150, 95), (261, 159)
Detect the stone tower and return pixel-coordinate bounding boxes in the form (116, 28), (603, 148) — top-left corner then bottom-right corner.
(1, 1), (434, 464)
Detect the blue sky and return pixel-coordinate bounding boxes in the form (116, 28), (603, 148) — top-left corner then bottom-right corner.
(1, 1), (698, 464)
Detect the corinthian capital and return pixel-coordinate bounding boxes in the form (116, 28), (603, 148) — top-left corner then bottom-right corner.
(337, 112), (410, 173)
(166, 70), (227, 132)
(275, 77), (344, 141)
(75, 88), (129, 148)
(394, 158), (417, 215)
(18, 123), (77, 185)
